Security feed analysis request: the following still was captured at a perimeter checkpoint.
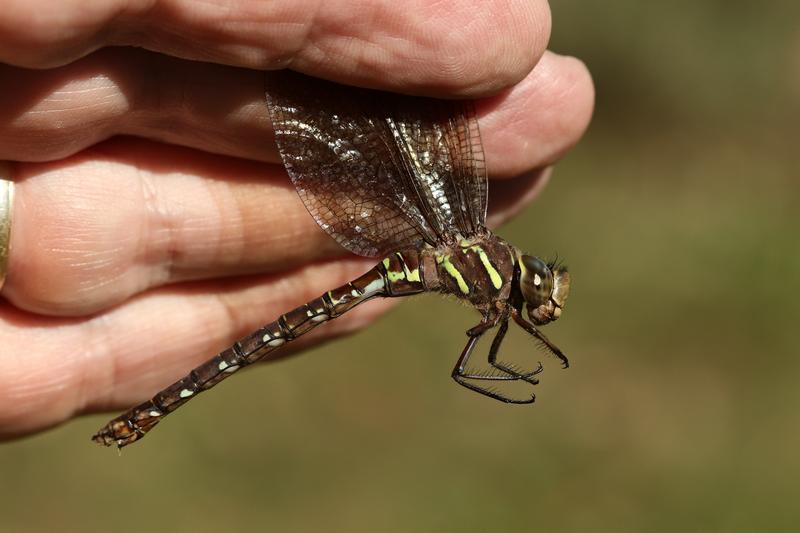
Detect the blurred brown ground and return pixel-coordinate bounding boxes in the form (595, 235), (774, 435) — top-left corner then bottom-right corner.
(3, 2), (799, 532)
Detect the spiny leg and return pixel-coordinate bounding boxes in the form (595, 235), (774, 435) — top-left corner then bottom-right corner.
(451, 319), (536, 404)
(511, 307), (569, 369)
(485, 318), (543, 385)
(458, 319), (543, 383)
(457, 321), (519, 382)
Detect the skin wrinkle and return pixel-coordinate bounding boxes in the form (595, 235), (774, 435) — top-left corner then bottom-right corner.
(2, 68), (123, 160)
(419, 2), (487, 84)
(137, 164), (310, 282)
(293, 1), (547, 94)
(308, 4), (430, 90)
(416, 0), (547, 94)
(16, 76), (124, 134)
(0, 0), (547, 95)
(0, 373), (63, 426)
(159, 293), (237, 381)
(45, 311), (117, 421)
(289, 0), (323, 69)
(0, 313), (95, 428)
(161, 178), (223, 275)
(208, 286), (254, 363)
(300, 4), (340, 70)
(94, 293), (208, 402)
(9, 162), (135, 312)
(129, 58), (269, 161)
(204, 178), (241, 271)
(345, 3), (415, 83)
(0, 50), (590, 173)
(76, 271), (128, 300)
(72, 311), (116, 416)
(98, 322), (181, 411)
(138, 1), (271, 67)
(0, 1), (598, 439)
(140, 168), (182, 287)
(112, 309), (192, 394)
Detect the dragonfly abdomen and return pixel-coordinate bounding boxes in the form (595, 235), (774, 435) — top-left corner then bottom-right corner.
(92, 251), (430, 448)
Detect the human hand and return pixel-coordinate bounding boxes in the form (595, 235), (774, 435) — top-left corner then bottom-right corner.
(0, 0), (594, 440)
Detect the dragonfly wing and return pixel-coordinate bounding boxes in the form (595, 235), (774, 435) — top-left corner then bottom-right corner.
(381, 97), (488, 239)
(265, 71), (489, 258)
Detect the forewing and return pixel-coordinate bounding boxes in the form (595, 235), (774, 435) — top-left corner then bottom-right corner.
(265, 71), (488, 258)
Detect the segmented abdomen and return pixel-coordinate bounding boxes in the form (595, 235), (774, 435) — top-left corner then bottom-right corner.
(92, 250), (429, 448)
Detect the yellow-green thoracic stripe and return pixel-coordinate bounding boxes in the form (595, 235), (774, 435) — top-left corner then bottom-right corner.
(474, 246), (503, 289)
(436, 254), (470, 294)
(460, 244), (503, 290)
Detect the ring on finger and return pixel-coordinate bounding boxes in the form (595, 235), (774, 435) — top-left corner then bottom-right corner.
(0, 163), (14, 293)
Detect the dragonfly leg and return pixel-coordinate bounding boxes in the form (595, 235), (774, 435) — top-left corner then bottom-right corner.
(487, 319), (543, 385)
(511, 307), (569, 369)
(451, 319), (537, 404)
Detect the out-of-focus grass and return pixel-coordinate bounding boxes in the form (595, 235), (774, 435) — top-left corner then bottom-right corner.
(2, 2), (799, 532)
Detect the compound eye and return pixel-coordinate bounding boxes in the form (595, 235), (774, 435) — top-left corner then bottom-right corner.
(520, 255), (553, 306)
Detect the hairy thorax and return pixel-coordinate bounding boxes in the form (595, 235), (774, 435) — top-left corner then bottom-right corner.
(422, 234), (516, 312)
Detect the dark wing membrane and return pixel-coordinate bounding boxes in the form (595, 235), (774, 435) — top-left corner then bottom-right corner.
(265, 70), (488, 258)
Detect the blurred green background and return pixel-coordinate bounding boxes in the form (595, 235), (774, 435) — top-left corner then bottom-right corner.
(3, 2), (799, 532)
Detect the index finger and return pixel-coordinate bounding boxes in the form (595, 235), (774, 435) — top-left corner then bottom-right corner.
(0, 0), (550, 97)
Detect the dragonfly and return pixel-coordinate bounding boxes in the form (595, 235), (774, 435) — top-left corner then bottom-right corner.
(92, 70), (571, 448)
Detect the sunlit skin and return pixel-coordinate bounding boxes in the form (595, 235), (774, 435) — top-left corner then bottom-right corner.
(0, 0), (594, 441)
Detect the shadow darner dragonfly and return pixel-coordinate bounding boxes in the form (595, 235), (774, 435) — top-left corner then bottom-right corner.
(93, 71), (571, 448)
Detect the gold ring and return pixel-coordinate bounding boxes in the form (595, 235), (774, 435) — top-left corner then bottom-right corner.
(0, 163), (13, 293)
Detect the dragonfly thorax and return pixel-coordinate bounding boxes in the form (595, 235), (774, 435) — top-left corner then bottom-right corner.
(517, 254), (570, 326)
(423, 235), (516, 309)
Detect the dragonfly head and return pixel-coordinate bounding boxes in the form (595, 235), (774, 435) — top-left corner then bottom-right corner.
(518, 255), (570, 325)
